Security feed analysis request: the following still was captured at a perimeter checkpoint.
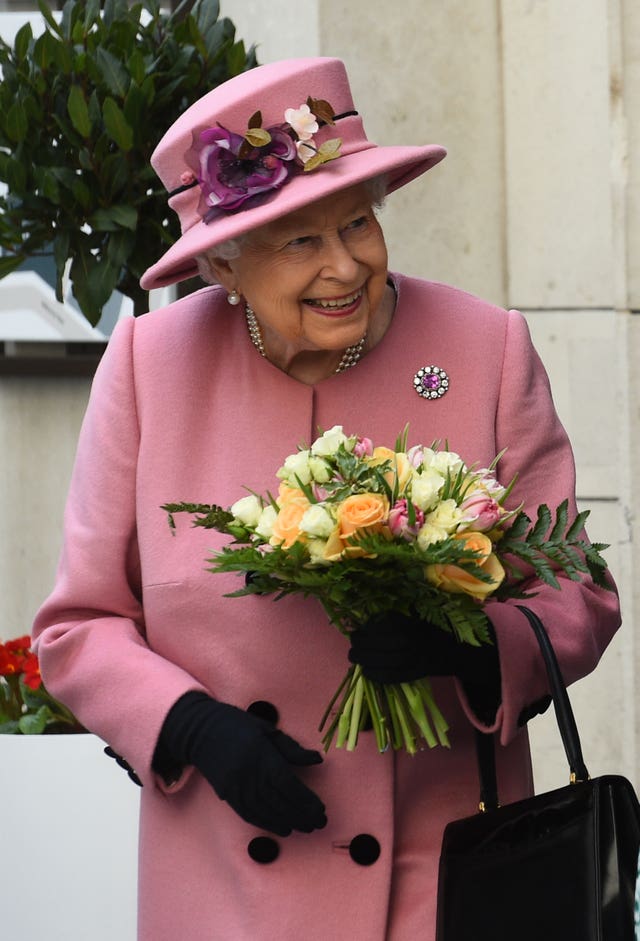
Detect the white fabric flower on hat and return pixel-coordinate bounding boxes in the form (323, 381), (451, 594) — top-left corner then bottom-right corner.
(295, 138), (317, 165)
(284, 104), (319, 141)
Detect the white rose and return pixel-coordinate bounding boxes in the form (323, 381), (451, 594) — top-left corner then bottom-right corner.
(308, 455), (331, 483)
(411, 468), (445, 511)
(417, 447), (437, 468)
(417, 522), (449, 549)
(431, 450), (465, 477)
(310, 425), (348, 457)
(299, 504), (335, 539)
(230, 494), (263, 528)
(425, 498), (464, 533)
(255, 505), (278, 539)
(276, 449), (312, 485)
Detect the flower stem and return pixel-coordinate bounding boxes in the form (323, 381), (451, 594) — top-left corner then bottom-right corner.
(384, 685), (404, 750)
(346, 674), (364, 751)
(319, 670), (451, 755)
(417, 680), (450, 747)
(362, 676), (389, 752)
(318, 665), (353, 733)
(388, 686), (417, 755)
(400, 681), (438, 748)
(336, 682), (359, 749)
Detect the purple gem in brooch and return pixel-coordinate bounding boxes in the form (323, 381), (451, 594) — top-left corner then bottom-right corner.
(413, 365), (449, 400)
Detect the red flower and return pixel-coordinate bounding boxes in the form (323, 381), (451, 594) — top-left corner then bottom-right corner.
(0, 636), (37, 677)
(0, 645), (21, 676)
(5, 635), (31, 655)
(21, 654), (42, 690)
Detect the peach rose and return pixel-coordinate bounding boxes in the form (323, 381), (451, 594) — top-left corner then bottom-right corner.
(322, 492), (389, 561)
(277, 482), (310, 507)
(425, 531), (505, 599)
(338, 492), (389, 539)
(270, 500), (309, 548)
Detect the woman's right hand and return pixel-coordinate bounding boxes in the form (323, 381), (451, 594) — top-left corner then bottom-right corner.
(154, 692), (327, 837)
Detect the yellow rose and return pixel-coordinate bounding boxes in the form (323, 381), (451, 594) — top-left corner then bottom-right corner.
(307, 538), (332, 565)
(270, 500), (309, 548)
(322, 527), (344, 562)
(368, 448), (413, 493)
(425, 531), (505, 599)
(369, 446), (396, 466)
(425, 498), (464, 534)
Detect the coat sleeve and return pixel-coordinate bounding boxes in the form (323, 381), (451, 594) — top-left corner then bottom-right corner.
(32, 316), (206, 788)
(457, 308), (621, 746)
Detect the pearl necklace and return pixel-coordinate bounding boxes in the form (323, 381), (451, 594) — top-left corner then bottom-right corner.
(245, 304), (366, 374)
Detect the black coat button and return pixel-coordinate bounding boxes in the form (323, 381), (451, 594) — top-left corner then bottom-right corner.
(104, 745), (142, 787)
(349, 834), (381, 866)
(247, 836), (280, 864)
(247, 700), (280, 725)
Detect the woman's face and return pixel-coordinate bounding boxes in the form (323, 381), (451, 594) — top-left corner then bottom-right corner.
(210, 183), (389, 360)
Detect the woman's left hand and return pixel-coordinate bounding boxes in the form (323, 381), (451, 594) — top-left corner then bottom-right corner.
(348, 612), (502, 721)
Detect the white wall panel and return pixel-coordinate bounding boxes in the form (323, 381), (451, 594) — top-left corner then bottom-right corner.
(502, 0), (615, 309)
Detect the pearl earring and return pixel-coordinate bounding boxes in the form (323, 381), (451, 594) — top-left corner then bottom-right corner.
(227, 290), (241, 306)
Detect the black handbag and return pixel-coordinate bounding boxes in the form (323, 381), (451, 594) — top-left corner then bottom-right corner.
(436, 606), (640, 940)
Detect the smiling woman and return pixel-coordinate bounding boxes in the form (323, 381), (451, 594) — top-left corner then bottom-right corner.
(31, 57), (620, 941)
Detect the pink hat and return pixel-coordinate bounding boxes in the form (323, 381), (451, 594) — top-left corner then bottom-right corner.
(141, 57), (446, 290)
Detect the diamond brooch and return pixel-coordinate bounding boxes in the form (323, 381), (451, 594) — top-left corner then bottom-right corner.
(413, 365), (449, 400)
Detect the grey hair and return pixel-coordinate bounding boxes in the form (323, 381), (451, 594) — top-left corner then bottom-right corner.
(196, 173), (388, 282)
(366, 173), (388, 209)
(210, 235), (245, 262)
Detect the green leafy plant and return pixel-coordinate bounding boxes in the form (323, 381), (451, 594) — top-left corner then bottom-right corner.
(0, 0), (258, 323)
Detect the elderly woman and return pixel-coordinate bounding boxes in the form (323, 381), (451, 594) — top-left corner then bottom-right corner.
(33, 58), (620, 940)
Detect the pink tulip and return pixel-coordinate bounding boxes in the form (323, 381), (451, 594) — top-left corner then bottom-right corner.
(388, 499), (425, 540)
(354, 437), (374, 458)
(460, 492), (501, 532)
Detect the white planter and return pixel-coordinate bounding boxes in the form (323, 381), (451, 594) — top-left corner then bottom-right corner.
(0, 734), (139, 940)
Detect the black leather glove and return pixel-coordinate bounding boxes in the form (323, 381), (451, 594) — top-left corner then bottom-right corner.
(348, 612), (502, 722)
(153, 691), (327, 837)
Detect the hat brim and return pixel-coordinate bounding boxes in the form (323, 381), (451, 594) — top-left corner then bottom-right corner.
(140, 143), (446, 291)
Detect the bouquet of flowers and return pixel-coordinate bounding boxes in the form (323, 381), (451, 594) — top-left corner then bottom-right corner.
(0, 635), (83, 734)
(163, 426), (610, 755)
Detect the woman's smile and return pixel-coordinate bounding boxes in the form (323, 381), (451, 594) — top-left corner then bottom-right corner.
(303, 288), (364, 317)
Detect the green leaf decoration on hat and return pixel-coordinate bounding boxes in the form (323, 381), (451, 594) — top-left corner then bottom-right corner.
(244, 127), (273, 148)
(303, 138), (342, 172)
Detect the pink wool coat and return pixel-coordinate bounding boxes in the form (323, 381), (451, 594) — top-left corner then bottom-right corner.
(33, 274), (620, 940)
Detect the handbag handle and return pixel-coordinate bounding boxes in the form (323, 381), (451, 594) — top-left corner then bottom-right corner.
(475, 605), (590, 812)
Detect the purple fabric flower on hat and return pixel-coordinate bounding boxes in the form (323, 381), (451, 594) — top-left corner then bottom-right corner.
(187, 124), (298, 221)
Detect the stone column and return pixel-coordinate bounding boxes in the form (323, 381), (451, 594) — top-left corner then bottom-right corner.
(500, 0), (636, 786)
